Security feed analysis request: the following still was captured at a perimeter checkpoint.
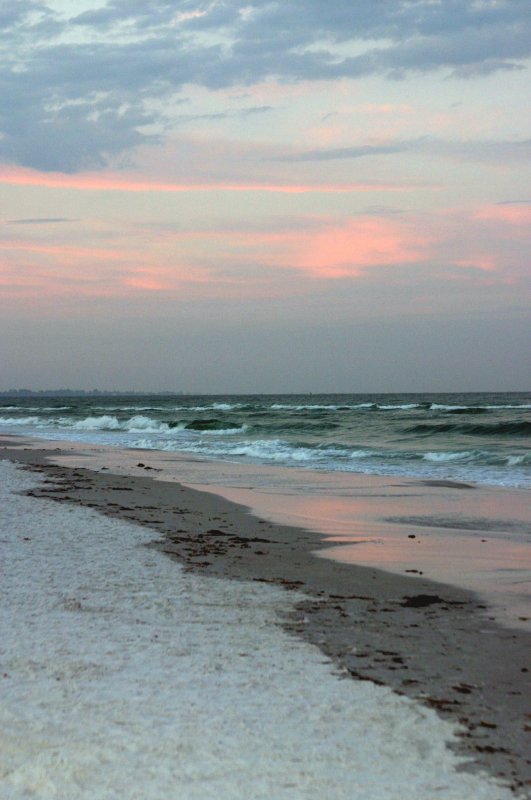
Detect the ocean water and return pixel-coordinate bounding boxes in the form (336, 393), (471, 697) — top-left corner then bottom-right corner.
(1, 392), (530, 488)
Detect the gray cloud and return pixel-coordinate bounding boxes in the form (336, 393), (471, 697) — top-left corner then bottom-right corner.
(273, 144), (405, 163)
(1, 1), (529, 171)
(176, 105), (274, 123)
(6, 218), (77, 225)
(273, 137), (531, 164)
(0, 89), (157, 172)
(360, 206), (405, 217)
(440, 138), (531, 162)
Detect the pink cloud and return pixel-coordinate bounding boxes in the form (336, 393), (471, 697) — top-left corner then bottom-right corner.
(0, 166), (423, 194)
(156, 218), (431, 283)
(124, 275), (174, 292)
(0, 214), (432, 314)
(286, 218), (430, 277)
(474, 204), (531, 225)
(148, 218), (431, 280)
(5, 198), (526, 317)
(0, 240), (127, 262)
(422, 203), (531, 282)
(453, 257), (497, 273)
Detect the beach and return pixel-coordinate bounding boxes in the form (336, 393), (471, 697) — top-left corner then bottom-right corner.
(4, 0), (530, 790)
(1, 434), (530, 798)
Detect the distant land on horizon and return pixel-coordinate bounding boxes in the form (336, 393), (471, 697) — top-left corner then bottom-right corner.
(0, 389), (183, 397)
(1, 389), (528, 398)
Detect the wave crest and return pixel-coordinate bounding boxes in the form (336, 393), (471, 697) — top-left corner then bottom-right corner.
(405, 421), (531, 437)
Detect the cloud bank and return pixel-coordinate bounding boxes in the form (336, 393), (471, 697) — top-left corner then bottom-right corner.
(2, 0), (530, 171)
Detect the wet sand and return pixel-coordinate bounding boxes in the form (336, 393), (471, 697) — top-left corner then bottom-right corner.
(1, 435), (530, 796)
(186, 477), (531, 632)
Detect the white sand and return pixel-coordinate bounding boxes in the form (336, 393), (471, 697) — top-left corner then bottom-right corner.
(0, 460), (514, 799)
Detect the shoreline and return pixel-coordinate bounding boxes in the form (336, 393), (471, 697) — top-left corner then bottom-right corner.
(7, 431), (529, 631)
(2, 435), (530, 795)
(185, 476), (531, 633)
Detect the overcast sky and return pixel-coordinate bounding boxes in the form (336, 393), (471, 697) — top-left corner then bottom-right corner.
(1, 0), (530, 392)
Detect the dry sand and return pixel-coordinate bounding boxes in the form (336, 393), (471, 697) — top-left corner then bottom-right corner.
(1, 435), (530, 796)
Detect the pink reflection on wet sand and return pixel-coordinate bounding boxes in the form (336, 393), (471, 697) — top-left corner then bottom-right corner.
(190, 479), (531, 632)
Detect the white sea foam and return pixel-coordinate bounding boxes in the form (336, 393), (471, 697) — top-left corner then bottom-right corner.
(26, 414), (244, 437)
(0, 406), (72, 412)
(485, 404), (531, 409)
(507, 455), (526, 466)
(198, 424), (248, 435)
(72, 414), (123, 430)
(183, 403), (249, 411)
(423, 451), (472, 462)
(430, 404), (468, 411)
(270, 403), (420, 411)
(0, 416), (42, 426)
(94, 403), (248, 412)
(378, 404), (419, 410)
(0, 461), (513, 799)
(269, 403), (373, 411)
(123, 414), (173, 433)
(210, 402), (245, 410)
(70, 415), (177, 434)
(431, 403), (531, 410)
(92, 404), (169, 412)
(217, 439), (316, 462)
(271, 403), (340, 410)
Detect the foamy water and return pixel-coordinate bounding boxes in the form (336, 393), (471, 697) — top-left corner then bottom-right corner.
(1, 391), (530, 487)
(0, 461), (515, 799)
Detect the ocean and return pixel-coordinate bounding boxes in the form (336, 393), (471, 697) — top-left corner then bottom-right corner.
(1, 391), (530, 489)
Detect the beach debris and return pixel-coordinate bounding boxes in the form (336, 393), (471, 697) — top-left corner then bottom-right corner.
(62, 598), (83, 611)
(401, 594), (444, 608)
(452, 683), (476, 694)
(253, 577), (304, 591)
(475, 745), (510, 754)
(424, 696), (462, 711)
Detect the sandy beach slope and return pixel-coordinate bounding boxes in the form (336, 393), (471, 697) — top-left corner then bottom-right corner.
(1, 437), (530, 798)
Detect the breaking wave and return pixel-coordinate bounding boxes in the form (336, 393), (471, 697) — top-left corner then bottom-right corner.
(404, 421), (531, 438)
(1, 391), (529, 487)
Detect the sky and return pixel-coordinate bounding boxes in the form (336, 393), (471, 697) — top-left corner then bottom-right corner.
(0, 0), (530, 393)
